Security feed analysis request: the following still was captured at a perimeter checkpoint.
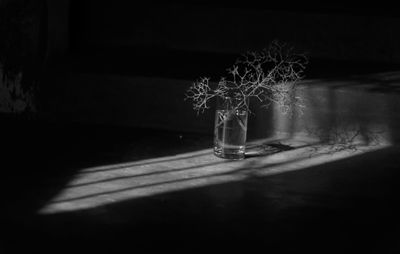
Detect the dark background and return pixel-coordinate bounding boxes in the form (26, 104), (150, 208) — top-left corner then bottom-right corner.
(2, 0), (400, 132)
(2, 1), (400, 253)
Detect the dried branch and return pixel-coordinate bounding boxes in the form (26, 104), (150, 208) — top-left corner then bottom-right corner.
(185, 40), (308, 115)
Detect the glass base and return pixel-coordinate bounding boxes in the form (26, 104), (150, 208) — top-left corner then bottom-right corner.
(214, 147), (245, 160)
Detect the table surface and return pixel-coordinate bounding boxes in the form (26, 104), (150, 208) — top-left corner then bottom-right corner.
(2, 71), (400, 253)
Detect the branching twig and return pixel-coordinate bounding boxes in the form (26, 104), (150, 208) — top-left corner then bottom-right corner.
(185, 40), (308, 115)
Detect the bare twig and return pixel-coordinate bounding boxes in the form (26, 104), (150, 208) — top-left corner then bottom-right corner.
(185, 40), (308, 115)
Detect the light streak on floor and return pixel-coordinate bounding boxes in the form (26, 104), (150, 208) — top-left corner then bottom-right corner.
(39, 71), (400, 214)
(39, 136), (391, 214)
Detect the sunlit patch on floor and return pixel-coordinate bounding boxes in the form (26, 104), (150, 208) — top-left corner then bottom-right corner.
(38, 135), (391, 214)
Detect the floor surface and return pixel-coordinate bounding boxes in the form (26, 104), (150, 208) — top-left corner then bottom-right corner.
(2, 70), (400, 253)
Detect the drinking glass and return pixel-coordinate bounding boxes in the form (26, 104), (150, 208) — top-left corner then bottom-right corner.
(213, 96), (248, 160)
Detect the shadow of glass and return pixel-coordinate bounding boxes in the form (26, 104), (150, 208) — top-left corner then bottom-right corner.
(245, 142), (300, 158)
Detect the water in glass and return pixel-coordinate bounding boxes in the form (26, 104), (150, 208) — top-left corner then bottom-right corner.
(214, 109), (248, 160)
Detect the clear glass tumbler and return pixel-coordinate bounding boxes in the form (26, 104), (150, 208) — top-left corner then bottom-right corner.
(213, 96), (248, 160)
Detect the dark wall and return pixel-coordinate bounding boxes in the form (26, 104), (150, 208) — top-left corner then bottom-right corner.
(3, 0), (400, 131)
(41, 1), (400, 133)
(0, 0), (48, 113)
(64, 2), (400, 64)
